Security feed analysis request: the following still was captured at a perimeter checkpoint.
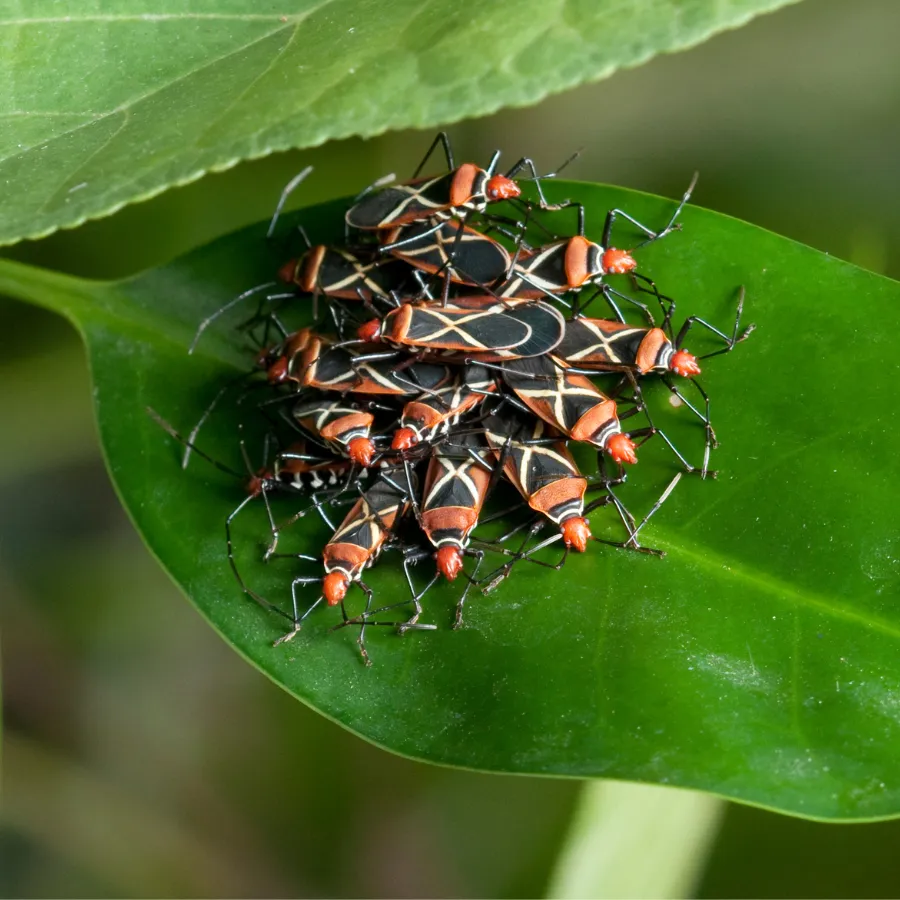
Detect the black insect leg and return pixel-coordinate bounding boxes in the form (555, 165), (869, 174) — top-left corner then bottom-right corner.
(478, 530), (569, 595)
(222, 493), (294, 621)
(681, 286), (755, 358)
(504, 153), (581, 212)
(606, 473), (682, 555)
(412, 131), (456, 179)
(377, 218), (446, 254)
(602, 171), (698, 249)
(587, 283), (656, 325)
(398, 549), (439, 634)
(273, 583), (325, 646)
(452, 548), (485, 630)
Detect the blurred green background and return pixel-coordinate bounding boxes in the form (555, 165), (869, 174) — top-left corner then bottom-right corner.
(3, 0), (900, 895)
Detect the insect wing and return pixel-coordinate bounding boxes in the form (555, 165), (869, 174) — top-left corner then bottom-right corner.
(389, 220), (510, 286)
(421, 434), (492, 548)
(401, 305), (531, 353)
(316, 249), (409, 301)
(499, 301), (565, 358)
(557, 318), (648, 369)
(345, 173), (456, 230)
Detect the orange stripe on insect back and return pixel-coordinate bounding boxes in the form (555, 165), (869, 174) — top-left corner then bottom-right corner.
(448, 294), (510, 311)
(323, 542), (370, 574)
(469, 460), (492, 501)
(297, 334), (327, 383)
(297, 245), (326, 293)
(384, 304), (413, 343)
(421, 506), (478, 542)
(381, 225), (403, 247)
(564, 236), (593, 288)
(266, 328), (315, 383)
(635, 328), (671, 374)
(319, 411), (374, 442)
(322, 544), (369, 605)
(283, 327), (315, 358)
(569, 397), (619, 444)
(529, 477), (588, 518)
(449, 163), (480, 207)
(399, 400), (443, 431)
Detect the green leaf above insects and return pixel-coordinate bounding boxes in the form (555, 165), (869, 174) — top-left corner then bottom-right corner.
(1, 0), (803, 245)
(1, 178), (898, 822)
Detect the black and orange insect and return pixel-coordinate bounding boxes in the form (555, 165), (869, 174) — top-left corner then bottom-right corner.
(357, 297), (566, 362)
(500, 354), (638, 465)
(271, 467), (426, 663)
(278, 244), (414, 305)
(418, 434), (493, 581)
(382, 218), (512, 290)
(556, 317), (700, 377)
(558, 286), (751, 377)
(149, 409), (354, 606)
(392, 364), (497, 451)
(290, 397), (378, 467)
(263, 328), (453, 397)
(482, 411), (592, 553)
(495, 176), (698, 319)
(344, 131), (551, 234)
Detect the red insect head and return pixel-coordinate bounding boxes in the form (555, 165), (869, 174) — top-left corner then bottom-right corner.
(670, 349), (701, 378)
(485, 174), (521, 202)
(266, 356), (290, 384)
(391, 428), (418, 451)
(323, 571), (349, 606)
(561, 517), (591, 553)
(358, 319), (382, 342)
(602, 248), (637, 275)
(245, 468), (271, 498)
(436, 546), (464, 581)
(347, 437), (376, 467)
(277, 258), (298, 284)
(606, 433), (638, 465)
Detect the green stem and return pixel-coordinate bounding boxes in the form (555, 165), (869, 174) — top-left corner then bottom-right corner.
(546, 780), (725, 899)
(0, 257), (107, 321)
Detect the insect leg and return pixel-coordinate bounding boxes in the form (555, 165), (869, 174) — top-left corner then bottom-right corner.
(412, 131), (456, 179)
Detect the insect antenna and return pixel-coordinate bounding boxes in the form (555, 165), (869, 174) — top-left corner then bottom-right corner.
(267, 165), (314, 239)
(189, 282), (278, 354)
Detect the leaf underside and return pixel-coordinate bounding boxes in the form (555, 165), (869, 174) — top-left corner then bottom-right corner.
(0, 0), (803, 245)
(1, 178), (898, 822)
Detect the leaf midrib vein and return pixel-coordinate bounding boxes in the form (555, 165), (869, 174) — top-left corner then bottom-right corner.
(656, 533), (900, 641)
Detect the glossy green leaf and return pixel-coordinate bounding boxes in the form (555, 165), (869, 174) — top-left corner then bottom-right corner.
(1, 180), (898, 822)
(1, 0), (803, 246)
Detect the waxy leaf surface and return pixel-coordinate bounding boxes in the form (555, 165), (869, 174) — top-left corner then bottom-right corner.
(0, 0), (803, 245)
(1, 180), (897, 820)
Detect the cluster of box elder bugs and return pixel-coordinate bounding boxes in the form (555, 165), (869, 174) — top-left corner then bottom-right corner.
(164, 133), (753, 665)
